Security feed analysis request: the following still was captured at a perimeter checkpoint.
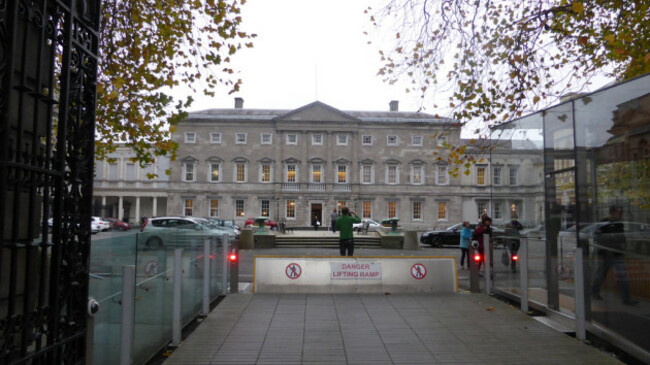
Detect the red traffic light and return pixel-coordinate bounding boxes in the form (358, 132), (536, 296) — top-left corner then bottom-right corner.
(512, 255), (519, 261)
(473, 254), (481, 262)
(229, 253), (237, 262)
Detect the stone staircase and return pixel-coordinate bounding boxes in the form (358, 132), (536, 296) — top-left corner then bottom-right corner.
(274, 234), (381, 248)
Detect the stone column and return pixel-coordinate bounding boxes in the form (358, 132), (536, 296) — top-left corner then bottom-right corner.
(101, 196), (107, 216)
(135, 197), (141, 222)
(118, 196), (124, 220)
(152, 197), (158, 217)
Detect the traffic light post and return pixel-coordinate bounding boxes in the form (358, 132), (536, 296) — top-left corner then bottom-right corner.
(469, 240), (481, 293)
(229, 239), (239, 293)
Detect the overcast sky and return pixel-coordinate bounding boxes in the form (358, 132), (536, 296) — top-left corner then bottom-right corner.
(177, 0), (421, 114)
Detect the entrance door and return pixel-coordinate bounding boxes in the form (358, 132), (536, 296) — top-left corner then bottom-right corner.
(311, 204), (323, 226)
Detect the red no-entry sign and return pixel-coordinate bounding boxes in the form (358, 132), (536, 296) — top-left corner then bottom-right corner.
(411, 263), (427, 280)
(285, 263), (302, 279)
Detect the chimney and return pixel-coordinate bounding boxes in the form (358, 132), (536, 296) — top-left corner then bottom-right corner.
(234, 97), (244, 109)
(389, 100), (399, 112)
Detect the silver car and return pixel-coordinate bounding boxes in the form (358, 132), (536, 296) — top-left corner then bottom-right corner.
(139, 216), (231, 249)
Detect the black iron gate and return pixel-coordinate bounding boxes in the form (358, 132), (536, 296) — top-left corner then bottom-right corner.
(1, 0), (101, 364)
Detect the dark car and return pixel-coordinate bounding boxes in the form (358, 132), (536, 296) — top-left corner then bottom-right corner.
(420, 222), (505, 247)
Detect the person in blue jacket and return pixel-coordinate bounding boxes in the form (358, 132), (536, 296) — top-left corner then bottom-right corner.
(459, 221), (473, 269)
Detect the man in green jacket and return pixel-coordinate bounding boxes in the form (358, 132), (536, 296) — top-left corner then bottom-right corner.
(335, 207), (361, 256)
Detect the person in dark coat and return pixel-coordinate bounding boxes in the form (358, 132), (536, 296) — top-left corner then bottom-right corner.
(473, 216), (493, 271)
(505, 217), (524, 273)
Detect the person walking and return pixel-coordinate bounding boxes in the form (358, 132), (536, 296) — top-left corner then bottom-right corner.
(312, 215), (320, 231)
(459, 221), (472, 269)
(592, 205), (637, 305)
(335, 207), (361, 256)
(505, 217), (523, 273)
(330, 208), (338, 233)
(473, 216), (493, 271)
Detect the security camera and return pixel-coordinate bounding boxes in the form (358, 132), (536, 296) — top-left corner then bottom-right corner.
(471, 240), (479, 249)
(87, 298), (100, 317)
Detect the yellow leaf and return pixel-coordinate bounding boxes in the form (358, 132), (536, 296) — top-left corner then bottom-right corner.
(572, 2), (584, 13)
(604, 34), (615, 44)
(533, 96), (541, 104)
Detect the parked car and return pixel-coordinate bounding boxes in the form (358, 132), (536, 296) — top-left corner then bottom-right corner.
(420, 222), (505, 247)
(139, 216), (230, 249)
(244, 217), (279, 231)
(91, 216), (112, 231)
(558, 221), (650, 256)
(205, 218), (241, 238)
(521, 223), (545, 238)
(353, 219), (382, 232)
(47, 217), (100, 234)
(104, 217), (131, 231)
(194, 218), (236, 241)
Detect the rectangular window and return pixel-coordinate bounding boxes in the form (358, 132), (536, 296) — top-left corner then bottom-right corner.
(337, 201), (346, 215)
(236, 164), (246, 182)
(363, 201), (372, 219)
(184, 199), (193, 216)
(477, 167), (486, 185)
(261, 133), (272, 144)
(388, 202), (397, 218)
(362, 165), (372, 184)
(337, 165), (347, 183)
(261, 164), (271, 182)
(286, 200), (295, 218)
(413, 201), (422, 220)
(286, 134), (297, 145)
(235, 133), (247, 144)
(510, 201), (521, 218)
(493, 167), (502, 185)
(477, 201), (488, 219)
(312, 165), (322, 183)
(209, 199), (219, 217)
(337, 134), (348, 145)
(411, 166), (423, 184)
(286, 165), (296, 182)
(509, 167), (518, 185)
(312, 134), (323, 145)
(235, 200), (245, 217)
(183, 162), (195, 181)
(209, 163), (220, 182)
(126, 163), (135, 180)
(411, 136), (423, 146)
(494, 201), (503, 219)
(362, 135), (373, 145)
(437, 202), (447, 220)
(261, 200), (270, 217)
(437, 166), (448, 185)
(185, 132), (196, 143)
(387, 165), (397, 184)
(109, 163), (118, 180)
(210, 133), (221, 144)
(387, 135), (398, 146)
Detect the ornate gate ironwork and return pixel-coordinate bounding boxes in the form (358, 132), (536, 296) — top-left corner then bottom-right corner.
(1, 0), (101, 363)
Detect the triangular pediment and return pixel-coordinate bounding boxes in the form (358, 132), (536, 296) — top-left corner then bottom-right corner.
(275, 101), (359, 123)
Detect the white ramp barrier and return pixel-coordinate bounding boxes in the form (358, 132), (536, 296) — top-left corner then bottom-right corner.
(254, 256), (457, 293)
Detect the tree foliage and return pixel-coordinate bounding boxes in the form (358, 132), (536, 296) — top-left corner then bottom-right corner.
(96, 0), (255, 174)
(367, 0), (649, 165)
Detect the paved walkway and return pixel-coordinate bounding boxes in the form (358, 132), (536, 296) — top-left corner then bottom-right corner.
(164, 292), (622, 365)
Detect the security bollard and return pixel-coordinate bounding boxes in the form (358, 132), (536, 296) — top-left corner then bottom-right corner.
(202, 238), (211, 316)
(520, 238), (529, 313)
(484, 233), (492, 294)
(229, 238), (239, 293)
(469, 240), (480, 293)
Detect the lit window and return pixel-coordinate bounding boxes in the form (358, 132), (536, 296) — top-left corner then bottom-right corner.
(387, 135), (398, 146)
(337, 201), (346, 215)
(337, 135), (348, 145)
(362, 135), (373, 145)
(437, 166), (448, 185)
(337, 165), (347, 183)
(235, 133), (247, 144)
(477, 201), (488, 219)
(261, 200), (270, 217)
(235, 200), (245, 217)
(261, 164), (271, 182)
(312, 165), (322, 183)
(387, 165), (398, 184)
(413, 201), (422, 220)
(210, 163), (220, 182)
(477, 167), (486, 185)
(363, 201), (372, 218)
(286, 200), (295, 218)
(286, 165), (296, 182)
(411, 165), (423, 184)
(388, 202), (397, 218)
(312, 134), (323, 145)
(437, 202), (447, 220)
(361, 165), (373, 184)
(510, 201), (521, 218)
(236, 164), (246, 182)
(261, 133), (272, 144)
(185, 132), (196, 143)
(509, 167), (519, 185)
(184, 199), (193, 216)
(493, 167), (502, 185)
(210, 133), (221, 144)
(286, 134), (298, 145)
(411, 136), (423, 146)
(210, 200), (219, 217)
(183, 162), (195, 182)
